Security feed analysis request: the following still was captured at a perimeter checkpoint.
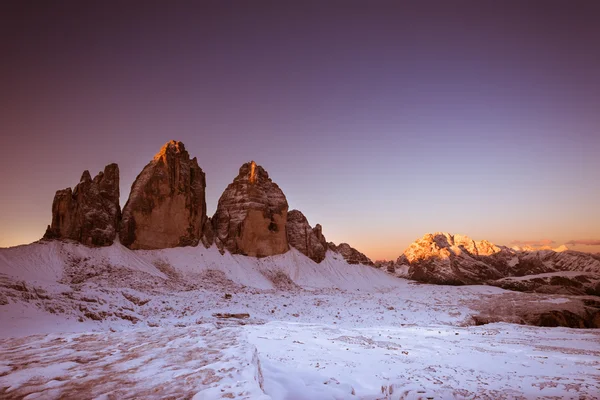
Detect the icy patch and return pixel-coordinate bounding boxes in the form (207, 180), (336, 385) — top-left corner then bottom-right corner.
(0, 325), (268, 399)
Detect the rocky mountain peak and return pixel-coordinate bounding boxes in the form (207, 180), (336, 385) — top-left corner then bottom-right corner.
(153, 140), (187, 162)
(236, 160), (269, 185)
(396, 232), (508, 285)
(44, 163), (121, 246)
(286, 210), (328, 263)
(120, 140), (207, 250)
(249, 160), (257, 184)
(212, 161), (288, 257)
(394, 231), (600, 294)
(80, 170), (92, 182)
(328, 242), (374, 266)
(413, 232), (502, 258)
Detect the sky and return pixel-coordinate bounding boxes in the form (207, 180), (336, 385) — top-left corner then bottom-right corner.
(1, 1), (599, 259)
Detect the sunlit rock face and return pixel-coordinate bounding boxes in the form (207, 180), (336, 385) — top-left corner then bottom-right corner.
(212, 161), (289, 257)
(398, 232), (507, 285)
(328, 242), (374, 266)
(120, 140), (207, 250)
(397, 232), (600, 292)
(44, 164), (120, 246)
(286, 210), (327, 263)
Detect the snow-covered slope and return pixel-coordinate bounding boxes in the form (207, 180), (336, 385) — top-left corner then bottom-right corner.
(0, 240), (397, 292)
(0, 240), (166, 283)
(1, 240), (600, 399)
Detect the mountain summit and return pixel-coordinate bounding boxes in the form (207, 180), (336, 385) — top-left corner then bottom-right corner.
(120, 140), (207, 250)
(44, 163), (120, 246)
(212, 161), (289, 257)
(393, 232), (600, 295)
(396, 232), (506, 284)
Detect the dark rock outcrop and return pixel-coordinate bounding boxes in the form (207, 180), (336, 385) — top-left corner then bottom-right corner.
(374, 260), (397, 274)
(44, 164), (120, 246)
(212, 161), (288, 257)
(201, 217), (215, 249)
(490, 273), (600, 296)
(329, 242), (374, 266)
(119, 140), (207, 250)
(286, 210), (327, 263)
(472, 292), (600, 329)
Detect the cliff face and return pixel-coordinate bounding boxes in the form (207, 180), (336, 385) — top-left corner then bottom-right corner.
(44, 164), (120, 246)
(119, 140), (207, 250)
(212, 161), (289, 257)
(40, 142), (377, 270)
(286, 210), (328, 263)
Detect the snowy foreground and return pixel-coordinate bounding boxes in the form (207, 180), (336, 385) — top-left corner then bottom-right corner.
(0, 241), (599, 399)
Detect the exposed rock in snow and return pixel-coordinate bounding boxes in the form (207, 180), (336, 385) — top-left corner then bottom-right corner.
(491, 271), (600, 296)
(472, 290), (600, 328)
(396, 232), (600, 293)
(328, 242), (374, 266)
(286, 210), (327, 263)
(44, 163), (120, 247)
(200, 216), (215, 249)
(119, 140), (207, 250)
(212, 161), (289, 257)
(397, 232), (507, 285)
(374, 259), (410, 277)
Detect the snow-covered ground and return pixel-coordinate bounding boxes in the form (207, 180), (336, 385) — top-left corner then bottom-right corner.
(1, 241), (599, 399)
(0, 325), (267, 400)
(249, 322), (600, 399)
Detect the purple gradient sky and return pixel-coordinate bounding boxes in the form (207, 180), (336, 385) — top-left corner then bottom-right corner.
(1, 1), (599, 259)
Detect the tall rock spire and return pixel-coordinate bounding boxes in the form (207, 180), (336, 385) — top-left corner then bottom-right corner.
(119, 140), (207, 249)
(286, 210), (328, 263)
(212, 161), (289, 257)
(44, 163), (121, 246)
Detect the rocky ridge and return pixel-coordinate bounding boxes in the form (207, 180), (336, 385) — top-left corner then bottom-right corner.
(328, 242), (374, 266)
(391, 232), (600, 295)
(43, 141), (376, 267)
(286, 210), (328, 263)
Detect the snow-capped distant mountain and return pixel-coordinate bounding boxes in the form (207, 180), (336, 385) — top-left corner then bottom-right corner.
(391, 232), (600, 295)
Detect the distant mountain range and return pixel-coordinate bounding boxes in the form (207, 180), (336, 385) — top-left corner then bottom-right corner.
(376, 232), (600, 296)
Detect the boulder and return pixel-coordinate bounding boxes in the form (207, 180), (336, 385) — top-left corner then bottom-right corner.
(44, 163), (120, 246)
(286, 210), (327, 263)
(120, 140), (207, 249)
(212, 161), (288, 257)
